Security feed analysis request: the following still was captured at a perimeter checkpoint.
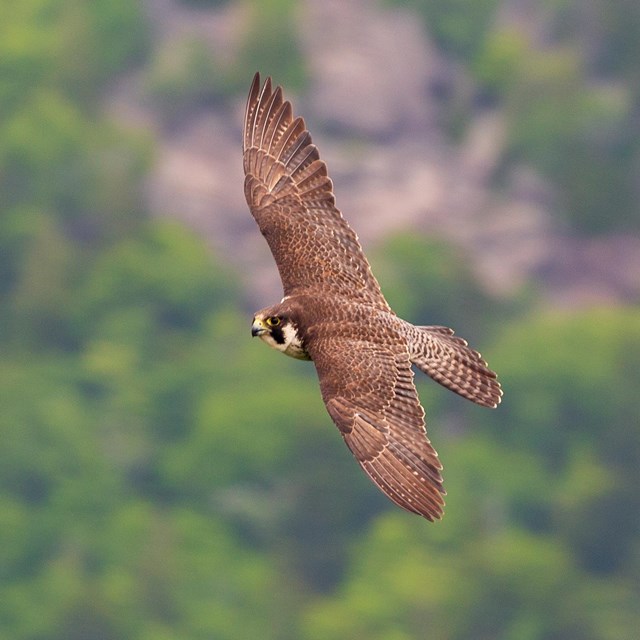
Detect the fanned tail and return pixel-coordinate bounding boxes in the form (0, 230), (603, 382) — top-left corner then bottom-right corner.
(409, 325), (503, 408)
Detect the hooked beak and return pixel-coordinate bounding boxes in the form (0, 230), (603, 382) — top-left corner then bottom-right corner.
(251, 318), (267, 337)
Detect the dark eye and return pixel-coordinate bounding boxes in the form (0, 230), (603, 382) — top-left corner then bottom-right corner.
(266, 316), (281, 327)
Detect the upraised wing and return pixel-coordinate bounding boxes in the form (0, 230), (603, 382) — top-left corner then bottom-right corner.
(309, 335), (446, 521)
(243, 73), (391, 310)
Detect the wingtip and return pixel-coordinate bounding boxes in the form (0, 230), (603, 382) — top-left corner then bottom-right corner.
(248, 72), (263, 102)
(249, 72), (277, 105)
(245, 73), (279, 152)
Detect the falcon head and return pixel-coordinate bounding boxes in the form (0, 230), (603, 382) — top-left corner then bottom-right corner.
(251, 307), (310, 361)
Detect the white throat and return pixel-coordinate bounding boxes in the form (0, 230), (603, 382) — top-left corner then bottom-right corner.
(261, 323), (310, 360)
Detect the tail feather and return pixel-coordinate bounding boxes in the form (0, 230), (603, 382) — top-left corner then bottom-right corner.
(409, 325), (503, 408)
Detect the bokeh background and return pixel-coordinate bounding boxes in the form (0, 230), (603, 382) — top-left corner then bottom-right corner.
(2, 0), (639, 638)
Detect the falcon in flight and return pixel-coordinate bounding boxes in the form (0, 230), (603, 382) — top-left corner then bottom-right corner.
(244, 73), (502, 521)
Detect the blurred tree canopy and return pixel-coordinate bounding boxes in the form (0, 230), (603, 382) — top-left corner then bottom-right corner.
(385, 0), (501, 60)
(146, 0), (306, 124)
(1, 0), (639, 639)
(382, 0), (640, 234)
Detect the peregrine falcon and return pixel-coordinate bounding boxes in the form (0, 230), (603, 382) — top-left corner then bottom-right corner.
(243, 73), (502, 521)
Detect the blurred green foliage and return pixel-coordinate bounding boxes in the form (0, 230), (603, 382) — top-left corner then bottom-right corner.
(371, 234), (529, 344)
(236, 0), (307, 91)
(384, 0), (501, 60)
(1, 0), (639, 638)
(475, 29), (638, 233)
(146, 38), (224, 125)
(146, 0), (306, 124)
(178, 0), (232, 7)
(381, 0), (640, 233)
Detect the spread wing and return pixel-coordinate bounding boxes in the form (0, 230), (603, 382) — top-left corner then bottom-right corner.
(309, 336), (446, 521)
(243, 73), (391, 310)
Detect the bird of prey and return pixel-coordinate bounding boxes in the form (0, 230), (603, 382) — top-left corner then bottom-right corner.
(243, 73), (502, 521)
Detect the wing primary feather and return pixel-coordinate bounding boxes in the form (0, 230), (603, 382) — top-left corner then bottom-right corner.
(363, 460), (424, 518)
(244, 72), (261, 151)
(265, 98), (291, 157)
(281, 129), (312, 167)
(380, 443), (443, 500)
(388, 441), (443, 488)
(256, 86), (282, 149)
(272, 116), (306, 162)
(296, 160), (328, 188)
(287, 144), (321, 179)
(249, 76), (270, 149)
(372, 452), (444, 519)
(253, 81), (275, 150)
(250, 76), (272, 150)
(362, 454), (422, 513)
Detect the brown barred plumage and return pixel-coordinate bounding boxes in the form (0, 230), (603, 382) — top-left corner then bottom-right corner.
(245, 73), (502, 521)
